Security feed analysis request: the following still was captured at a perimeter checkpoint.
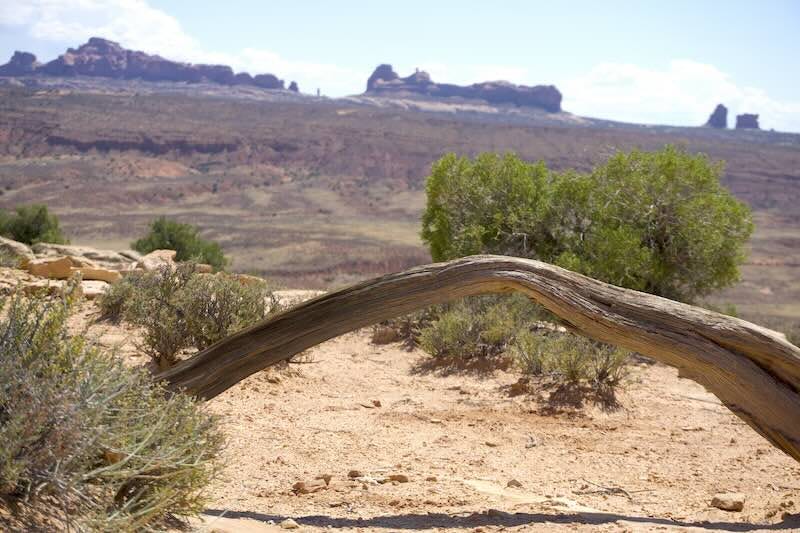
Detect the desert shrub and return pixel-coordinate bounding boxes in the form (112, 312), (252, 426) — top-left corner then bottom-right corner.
(418, 295), (543, 360)
(422, 146), (753, 303)
(0, 284), (223, 530)
(132, 217), (227, 271)
(104, 264), (276, 368)
(0, 204), (68, 245)
(178, 273), (278, 350)
(510, 330), (629, 388)
(0, 248), (20, 268)
(97, 270), (144, 321)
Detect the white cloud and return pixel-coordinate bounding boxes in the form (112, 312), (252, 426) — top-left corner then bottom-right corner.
(561, 60), (800, 132)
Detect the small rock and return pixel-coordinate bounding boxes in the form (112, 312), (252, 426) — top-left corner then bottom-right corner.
(388, 474), (409, 483)
(279, 518), (299, 529)
(292, 479), (327, 494)
(507, 479), (523, 488)
(372, 399), (382, 408)
(426, 476), (438, 482)
(315, 474), (333, 486)
(486, 508), (512, 518)
(348, 470), (362, 478)
(371, 325), (400, 344)
(711, 492), (745, 512)
(485, 441), (499, 447)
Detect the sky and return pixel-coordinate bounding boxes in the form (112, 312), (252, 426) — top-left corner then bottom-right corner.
(1, 0), (799, 132)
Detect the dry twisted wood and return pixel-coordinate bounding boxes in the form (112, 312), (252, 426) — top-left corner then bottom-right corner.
(159, 255), (800, 462)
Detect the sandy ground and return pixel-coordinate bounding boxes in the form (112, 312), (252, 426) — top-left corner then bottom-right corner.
(56, 295), (800, 532)
(155, 309), (799, 532)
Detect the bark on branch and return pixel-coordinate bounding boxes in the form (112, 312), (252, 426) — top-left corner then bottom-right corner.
(158, 255), (800, 462)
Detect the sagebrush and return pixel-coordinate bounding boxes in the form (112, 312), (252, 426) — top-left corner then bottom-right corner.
(99, 264), (277, 368)
(0, 284), (223, 531)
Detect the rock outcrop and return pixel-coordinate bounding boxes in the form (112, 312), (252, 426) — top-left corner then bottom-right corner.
(288, 81), (299, 92)
(736, 113), (760, 130)
(705, 104), (728, 128)
(0, 37), (288, 90)
(0, 51), (39, 76)
(364, 64), (562, 112)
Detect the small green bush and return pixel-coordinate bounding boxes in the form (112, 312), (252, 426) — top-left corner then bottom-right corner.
(100, 264), (276, 368)
(417, 295), (544, 360)
(0, 204), (68, 245)
(0, 284), (223, 530)
(132, 217), (227, 271)
(510, 330), (629, 388)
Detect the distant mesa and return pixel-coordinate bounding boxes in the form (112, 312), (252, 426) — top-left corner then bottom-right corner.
(705, 104), (728, 129)
(736, 113), (760, 130)
(288, 81), (299, 92)
(364, 64), (562, 113)
(0, 37), (290, 91)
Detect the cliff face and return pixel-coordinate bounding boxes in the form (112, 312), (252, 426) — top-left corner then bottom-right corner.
(365, 64), (562, 113)
(0, 37), (297, 91)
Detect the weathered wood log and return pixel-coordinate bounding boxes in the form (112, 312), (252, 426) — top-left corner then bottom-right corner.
(159, 255), (800, 462)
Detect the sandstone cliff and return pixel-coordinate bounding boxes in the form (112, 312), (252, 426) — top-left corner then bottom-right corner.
(364, 64), (562, 112)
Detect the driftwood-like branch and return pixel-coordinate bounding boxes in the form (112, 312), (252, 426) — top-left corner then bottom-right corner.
(159, 256), (800, 462)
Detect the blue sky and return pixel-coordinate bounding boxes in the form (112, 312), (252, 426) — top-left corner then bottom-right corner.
(1, 1), (798, 131)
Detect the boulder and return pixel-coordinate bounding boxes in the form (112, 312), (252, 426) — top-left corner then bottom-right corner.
(135, 249), (177, 271)
(0, 236), (35, 266)
(736, 114), (760, 130)
(31, 243), (133, 268)
(81, 280), (110, 300)
(705, 104), (728, 128)
(711, 492), (745, 512)
(26, 256), (74, 279)
(73, 267), (122, 283)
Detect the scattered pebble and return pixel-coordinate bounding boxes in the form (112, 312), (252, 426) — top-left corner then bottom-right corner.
(711, 492), (745, 512)
(292, 479), (327, 494)
(279, 518), (299, 529)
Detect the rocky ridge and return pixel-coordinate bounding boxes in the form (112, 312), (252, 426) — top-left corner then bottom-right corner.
(364, 64), (562, 112)
(0, 37), (298, 92)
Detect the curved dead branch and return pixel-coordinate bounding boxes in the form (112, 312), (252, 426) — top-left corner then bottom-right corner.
(159, 255), (800, 462)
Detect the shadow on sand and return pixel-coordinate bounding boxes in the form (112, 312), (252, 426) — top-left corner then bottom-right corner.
(203, 508), (800, 532)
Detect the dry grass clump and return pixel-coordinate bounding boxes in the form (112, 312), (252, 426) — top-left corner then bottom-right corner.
(0, 283), (223, 531)
(98, 263), (278, 368)
(412, 294), (630, 396)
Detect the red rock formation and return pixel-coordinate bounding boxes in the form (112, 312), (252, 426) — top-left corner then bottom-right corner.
(365, 64), (562, 112)
(736, 113), (760, 130)
(0, 51), (39, 75)
(0, 37), (286, 90)
(705, 104), (728, 128)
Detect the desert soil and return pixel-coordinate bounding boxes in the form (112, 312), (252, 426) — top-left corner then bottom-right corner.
(71, 292), (800, 533)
